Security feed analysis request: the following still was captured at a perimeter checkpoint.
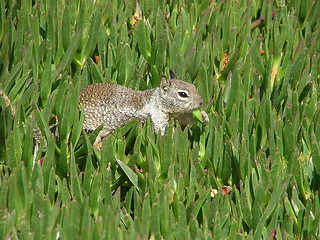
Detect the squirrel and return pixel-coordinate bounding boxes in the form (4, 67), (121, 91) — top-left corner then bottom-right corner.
(79, 70), (208, 144)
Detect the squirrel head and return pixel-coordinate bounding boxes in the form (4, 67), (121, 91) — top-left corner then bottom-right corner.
(159, 70), (204, 113)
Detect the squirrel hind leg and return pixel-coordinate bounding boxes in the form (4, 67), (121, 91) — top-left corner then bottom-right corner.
(92, 132), (104, 150)
(92, 128), (114, 149)
(93, 134), (102, 146)
(93, 129), (108, 145)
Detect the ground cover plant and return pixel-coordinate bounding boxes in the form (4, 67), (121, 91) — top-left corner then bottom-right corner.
(0, 0), (320, 239)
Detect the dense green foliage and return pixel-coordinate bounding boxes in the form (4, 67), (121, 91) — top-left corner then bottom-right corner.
(1, 0), (320, 239)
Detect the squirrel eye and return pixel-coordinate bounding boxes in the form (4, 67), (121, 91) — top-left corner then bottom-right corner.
(178, 91), (188, 98)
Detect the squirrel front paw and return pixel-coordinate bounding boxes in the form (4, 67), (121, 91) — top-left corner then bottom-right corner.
(200, 110), (209, 125)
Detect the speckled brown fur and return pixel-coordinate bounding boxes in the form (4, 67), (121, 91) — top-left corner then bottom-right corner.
(78, 72), (205, 143)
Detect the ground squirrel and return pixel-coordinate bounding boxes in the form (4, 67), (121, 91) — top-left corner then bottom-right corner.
(79, 70), (207, 144)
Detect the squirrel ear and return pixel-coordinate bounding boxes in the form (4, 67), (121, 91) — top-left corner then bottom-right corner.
(169, 70), (177, 79)
(161, 76), (170, 92)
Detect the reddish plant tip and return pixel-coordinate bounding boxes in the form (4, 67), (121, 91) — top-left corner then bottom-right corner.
(95, 56), (100, 63)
